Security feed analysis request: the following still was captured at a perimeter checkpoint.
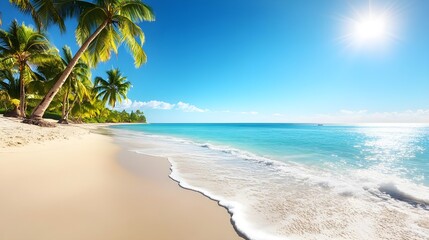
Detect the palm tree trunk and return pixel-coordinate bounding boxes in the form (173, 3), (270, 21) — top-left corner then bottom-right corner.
(30, 19), (109, 120)
(59, 91), (76, 124)
(61, 82), (70, 120)
(58, 89), (68, 123)
(61, 92), (67, 118)
(18, 64), (26, 118)
(65, 78), (72, 118)
(65, 96), (78, 120)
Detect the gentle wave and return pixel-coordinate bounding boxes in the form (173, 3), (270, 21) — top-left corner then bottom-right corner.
(112, 128), (429, 240)
(180, 136), (429, 209)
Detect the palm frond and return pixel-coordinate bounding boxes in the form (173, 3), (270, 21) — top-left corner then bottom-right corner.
(33, 0), (66, 32)
(93, 68), (130, 108)
(119, 1), (155, 22)
(10, 0), (43, 31)
(76, 6), (107, 45)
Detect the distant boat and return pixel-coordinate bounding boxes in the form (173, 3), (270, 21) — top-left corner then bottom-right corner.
(317, 124), (323, 126)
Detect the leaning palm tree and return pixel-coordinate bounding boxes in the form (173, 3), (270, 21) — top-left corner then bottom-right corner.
(38, 45), (92, 123)
(0, 20), (56, 117)
(93, 68), (131, 108)
(28, 0), (154, 123)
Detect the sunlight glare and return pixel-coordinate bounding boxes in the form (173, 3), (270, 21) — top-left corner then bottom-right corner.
(339, 1), (398, 50)
(353, 14), (388, 43)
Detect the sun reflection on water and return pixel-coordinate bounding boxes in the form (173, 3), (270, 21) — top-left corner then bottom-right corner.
(356, 126), (426, 182)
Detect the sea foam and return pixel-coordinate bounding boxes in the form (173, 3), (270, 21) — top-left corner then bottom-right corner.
(112, 127), (429, 240)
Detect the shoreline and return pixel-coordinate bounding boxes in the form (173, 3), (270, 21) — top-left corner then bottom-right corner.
(168, 171), (250, 240)
(114, 141), (244, 240)
(111, 124), (429, 240)
(166, 162), (250, 240)
(0, 116), (243, 240)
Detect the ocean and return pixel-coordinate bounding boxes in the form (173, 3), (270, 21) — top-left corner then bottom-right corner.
(110, 123), (429, 240)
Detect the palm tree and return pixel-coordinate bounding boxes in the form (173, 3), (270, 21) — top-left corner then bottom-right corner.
(29, 0), (154, 123)
(9, 0), (66, 32)
(0, 20), (56, 117)
(38, 45), (92, 123)
(93, 68), (131, 108)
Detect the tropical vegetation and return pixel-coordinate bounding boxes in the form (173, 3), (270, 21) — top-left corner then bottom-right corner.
(0, 0), (154, 124)
(0, 20), (55, 117)
(94, 68), (131, 108)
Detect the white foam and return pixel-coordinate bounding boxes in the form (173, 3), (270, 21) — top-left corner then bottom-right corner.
(113, 128), (429, 240)
(168, 158), (287, 240)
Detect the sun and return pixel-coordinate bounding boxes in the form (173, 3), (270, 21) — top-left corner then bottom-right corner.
(352, 13), (388, 43)
(340, 2), (397, 49)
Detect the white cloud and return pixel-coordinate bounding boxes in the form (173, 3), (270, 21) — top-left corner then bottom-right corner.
(114, 102), (429, 123)
(114, 99), (133, 109)
(114, 99), (208, 113)
(114, 99), (174, 110)
(140, 100), (175, 110)
(176, 101), (207, 112)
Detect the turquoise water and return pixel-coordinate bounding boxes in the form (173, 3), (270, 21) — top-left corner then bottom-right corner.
(111, 123), (429, 240)
(113, 123), (429, 185)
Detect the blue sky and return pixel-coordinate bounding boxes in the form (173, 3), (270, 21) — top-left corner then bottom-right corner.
(1, 0), (429, 123)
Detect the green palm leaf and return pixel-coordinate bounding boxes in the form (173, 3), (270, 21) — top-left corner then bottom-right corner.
(10, 0), (59, 32)
(94, 68), (131, 108)
(31, 0), (154, 120)
(0, 20), (57, 117)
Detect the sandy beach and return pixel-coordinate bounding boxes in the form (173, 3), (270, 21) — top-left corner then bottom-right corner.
(0, 116), (242, 240)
